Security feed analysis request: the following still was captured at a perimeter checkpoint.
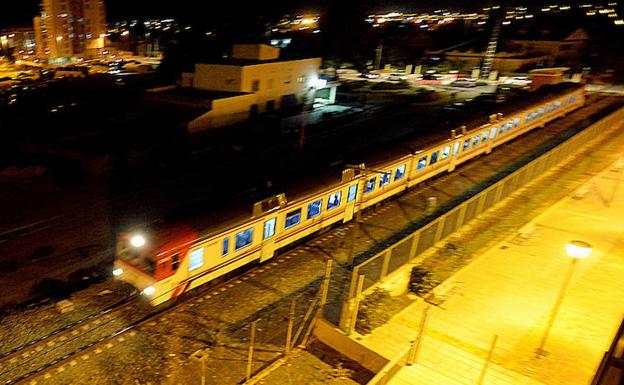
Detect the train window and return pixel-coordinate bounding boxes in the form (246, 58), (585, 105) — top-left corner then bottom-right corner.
(490, 127), (497, 139)
(453, 142), (460, 155)
(417, 156), (427, 170)
(538, 108), (544, 115)
(472, 135), (480, 147)
(506, 122), (513, 131)
(379, 172), (391, 187)
(188, 248), (204, 272)
(347, 184), (358, 202)
(514, 118), (520, 127)
(235, 228), (254, 250)
(463, 139), (470, 151)
(499, 125), (506, 134)
(481, 130), (488, 143)
(172, 254), (180, 271)
(327, 192), (342, 210)
(429, 151), (439, 165)
(222, 238), (229, 256)
(395, 165), (406, 180)
(264, 218), (276, 239)
(441, 146), (450, 160)
(285, 209), (302, 228)
(365, 178), (376, 193)
(555, 101), (561, 108)
(307, 199), (322, 219)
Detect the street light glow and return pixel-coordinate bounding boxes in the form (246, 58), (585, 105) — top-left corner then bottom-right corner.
(565, 240), (592, 259)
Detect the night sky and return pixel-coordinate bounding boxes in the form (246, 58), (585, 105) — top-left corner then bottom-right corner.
(0, 0), (503, 29)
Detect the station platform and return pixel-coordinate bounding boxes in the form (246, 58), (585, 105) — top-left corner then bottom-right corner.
(357, 156), (624, 385)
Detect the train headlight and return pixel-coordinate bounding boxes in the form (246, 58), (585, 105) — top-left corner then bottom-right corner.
(143, 286), (155, 296)
(112, 268), (123, 277)
(130, 234), (146, 248)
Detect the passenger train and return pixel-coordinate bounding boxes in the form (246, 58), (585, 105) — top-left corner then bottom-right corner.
(114, 84), (586, 305)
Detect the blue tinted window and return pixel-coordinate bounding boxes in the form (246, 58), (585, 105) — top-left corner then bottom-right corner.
(235, 228), (253, 251)
(222, 238), (229, 256)
(500, 125), (506, 134)
(441, 146), (450, 160)
(489, 127), (497, 139)
(264, 218), (276, 239)
(472, 135), (480, 147)
(327, 192), (342, 210)
(463, 139), (470, 151)
(189, 248), (204, 271)
(514, 118), (520, 127)
(395, 165), (406, 180)
(347, 184), (358, 202)
(481, 131), (488, 143)
(429, 152), (439, 165)
(285, 209), (302, 228)
(417, 156), (427, 170)
(379, 172), (391, 187)
(307, 200), (322, 219)
(453, 142), (460, 155)
(365, 178), (376, 193)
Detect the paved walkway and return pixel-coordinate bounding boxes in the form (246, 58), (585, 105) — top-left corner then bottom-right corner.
(357, 157), (624, 385)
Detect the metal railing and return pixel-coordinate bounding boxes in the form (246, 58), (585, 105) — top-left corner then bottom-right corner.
(342, 105), (624, 329)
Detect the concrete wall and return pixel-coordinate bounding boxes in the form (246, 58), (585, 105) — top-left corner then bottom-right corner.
(193, 64), (243, 92)
(314, 318), (389, 373)
(188, 93), (257, 134)
(232, 44), (279, 61)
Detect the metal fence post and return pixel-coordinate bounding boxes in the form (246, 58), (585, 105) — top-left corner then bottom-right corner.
(456, 203), (467, 228)
(348, 275), (366, 334)
(380, 249), (392, 280)
(433, 216), (446, 243)
(409, 232), (421, 260)
(407, 305), (429, 365)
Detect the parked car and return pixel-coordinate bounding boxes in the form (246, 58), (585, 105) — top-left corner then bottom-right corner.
(359, 72), (380, 79)
(450, 79), (477, 88)
(503, 76), (532, 86)
(388, 73), (408, 81)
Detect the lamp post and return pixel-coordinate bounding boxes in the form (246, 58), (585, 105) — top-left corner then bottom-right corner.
(536, 240), (592, 356)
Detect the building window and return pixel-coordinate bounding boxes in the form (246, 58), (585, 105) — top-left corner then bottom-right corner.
(297, 75), (306, 83)
(222, 238), (229, 256)
(327, 192), (342, 210)
(172, 254), (180, 270)
(365, 178), (376, 193)
(285, 209), (302, 228)
(235, 228), (254, 251)
(347, 184), (358, 202)
(251, 80), (260, 92)
(264, 218), (276, 240)
(417, 156), (427, 170)
(307, 200), (322, 219)
(379, 172), (391, 187)
(188, 248), (204, 272)
(395, 165), (406, 180)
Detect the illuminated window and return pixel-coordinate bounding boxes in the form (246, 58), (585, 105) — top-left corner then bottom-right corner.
(482, 130), (489, 142)
(500, 124), (506, 134)
(222, 238), (229, 256)
(188, 248), (204, 271)
(441, 146), (451, 160)
(264, 218), (276, 239)
(347, 184), (358, 202)
(472, 135), (480, 147)
(395, 165), (406, 180)
(327, 192), (342, 210)
(490, 127), (497, 139)
(453, 142), (460, 156)
(417, 156), (427, 170)
(285, 209), (302, 228)
(365, 178), (376, 193)
(514, 118), (520, 127)
(297, 75), (306, 83)
(429, 151), (439, 165)
(372, 173), (387, 189)
(235, 228), (254, 250)
(463, 139), (470, 151)
(307, 199), (322, 219)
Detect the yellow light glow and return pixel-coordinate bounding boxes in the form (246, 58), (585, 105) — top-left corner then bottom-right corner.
(565, 240), (592, 259)
(130, 235), (146, 248)
(113, 268), (123, 276)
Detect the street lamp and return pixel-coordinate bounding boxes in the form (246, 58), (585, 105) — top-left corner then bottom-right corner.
(536, 240), (592, 356)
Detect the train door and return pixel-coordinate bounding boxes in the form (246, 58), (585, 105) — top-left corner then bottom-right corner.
(343, 183), (359, 223)
(260, 217), (277, 262)
(448, 141), (462, 172)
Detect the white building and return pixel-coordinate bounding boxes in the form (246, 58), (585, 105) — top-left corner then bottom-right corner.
(150, 44), (337, 134)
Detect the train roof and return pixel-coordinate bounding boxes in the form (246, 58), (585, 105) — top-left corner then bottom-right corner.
(152, 82), (583, 244)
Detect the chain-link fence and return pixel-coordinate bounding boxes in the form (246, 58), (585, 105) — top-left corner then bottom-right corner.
(342, 106), (624, 328)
